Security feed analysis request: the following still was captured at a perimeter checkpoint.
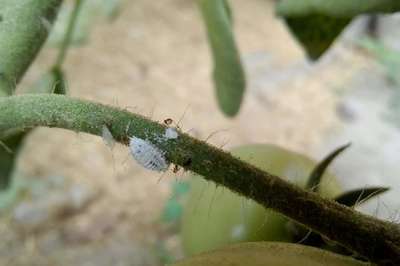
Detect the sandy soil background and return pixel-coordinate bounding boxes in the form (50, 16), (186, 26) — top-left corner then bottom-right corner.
(1, 0), (397, 265)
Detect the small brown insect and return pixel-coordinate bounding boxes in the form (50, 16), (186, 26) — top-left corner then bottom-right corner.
(164, 118), (173, 126)
(172, 164), (180, 173)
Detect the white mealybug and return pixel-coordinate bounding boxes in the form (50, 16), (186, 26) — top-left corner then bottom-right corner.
(164, 127), (179, 139)
(129, 136), (170, 172)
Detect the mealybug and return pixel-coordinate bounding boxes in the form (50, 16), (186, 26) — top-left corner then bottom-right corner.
(164, 127), (179, 139)
(129, 137), (170, 172)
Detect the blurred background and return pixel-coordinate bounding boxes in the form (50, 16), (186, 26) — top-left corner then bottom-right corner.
(1, 0), (400, 265)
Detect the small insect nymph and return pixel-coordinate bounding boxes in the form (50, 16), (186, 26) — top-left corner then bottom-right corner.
(164, 127), (179, 139)
(129, 136), (170, 172)
(164, 118), (173, 126)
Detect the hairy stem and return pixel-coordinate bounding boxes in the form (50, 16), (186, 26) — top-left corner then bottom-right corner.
(0, 94), (399, 265)
(0, 0), (63, 95)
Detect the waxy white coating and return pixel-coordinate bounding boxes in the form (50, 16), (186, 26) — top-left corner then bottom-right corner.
(129, 137), (169, 172)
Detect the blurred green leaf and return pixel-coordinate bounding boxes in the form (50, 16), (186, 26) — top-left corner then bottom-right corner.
(335, 187), (389, 207)
(277, 0), (400, 59)
(47, 0), (123, 47)
(276, 0), (400, 18)
(222, 0), (232, 24)
(307, 143), (350, 192)
(47, 1), (90, 46)
(283, 14), (351, 60)
(199, 0), (246, 117)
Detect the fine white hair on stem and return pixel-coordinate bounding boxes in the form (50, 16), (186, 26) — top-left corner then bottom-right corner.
(129, 136), (169, 172)
(102, 125), (116, 150)
(176, 105), (190, 129)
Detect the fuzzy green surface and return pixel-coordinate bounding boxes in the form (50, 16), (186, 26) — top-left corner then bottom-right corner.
(0, 0), (62, 94)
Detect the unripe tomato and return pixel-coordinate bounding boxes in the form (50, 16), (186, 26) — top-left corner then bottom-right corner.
(173, 242), (368, 266)
(181, 144), (341, 256)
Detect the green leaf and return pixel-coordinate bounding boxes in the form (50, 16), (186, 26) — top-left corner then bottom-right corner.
(307, 143), (350, 192)
(276, 0), (400, 59)
(222, 0), (232, 24)
(283, 14), (351, 60)
(0, 0), (63, 95)
(198, 0), (246, 117)
(335, 187), (390, 207)
(276, 0), (400, 18)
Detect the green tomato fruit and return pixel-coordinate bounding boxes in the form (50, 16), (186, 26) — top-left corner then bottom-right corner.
(181, 144), (341, 256)
(172, 242), (369, 266)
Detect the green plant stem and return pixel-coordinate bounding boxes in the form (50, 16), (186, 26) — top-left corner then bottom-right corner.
(0, 0), (63, 95)
(1, 94), (399, 265)
(54, 0), (83, 68)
